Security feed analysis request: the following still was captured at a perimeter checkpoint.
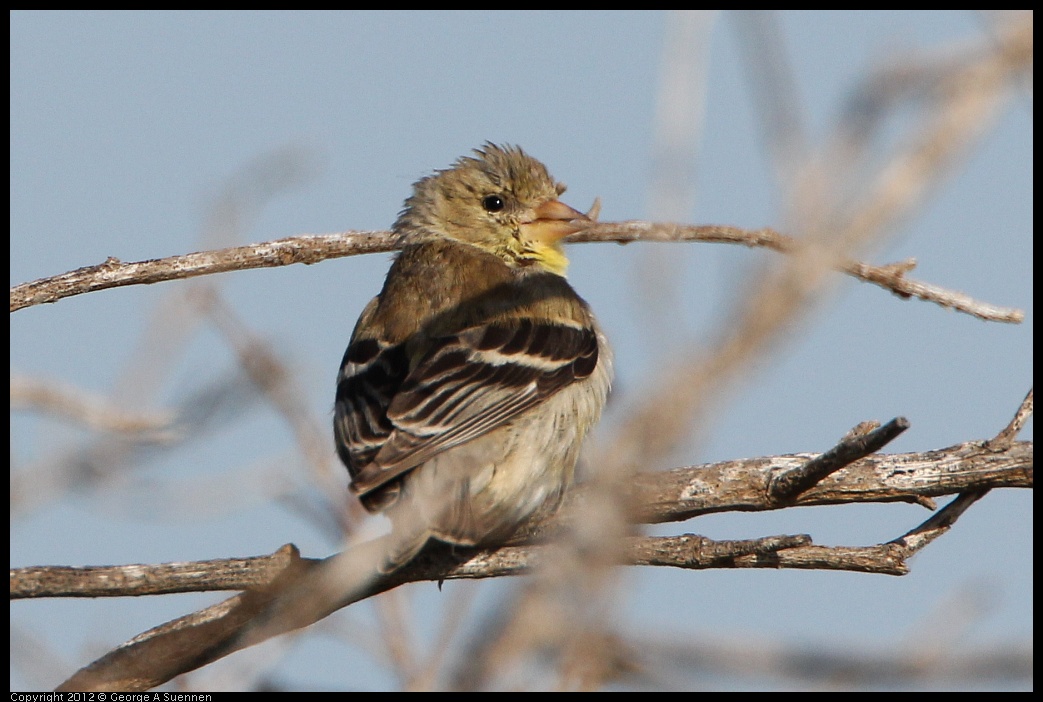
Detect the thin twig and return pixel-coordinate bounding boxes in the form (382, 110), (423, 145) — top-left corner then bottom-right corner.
(768, 417), (910, 501)
(9, 223), (1025, 323)
(986, 387), (1033, 451)
(888, 490), (991, 555)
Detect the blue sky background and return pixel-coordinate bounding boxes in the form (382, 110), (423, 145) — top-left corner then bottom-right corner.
(10, 11), (1032, 691)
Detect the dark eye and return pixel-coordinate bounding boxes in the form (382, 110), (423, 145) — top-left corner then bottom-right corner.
(481, 194), (505, 213)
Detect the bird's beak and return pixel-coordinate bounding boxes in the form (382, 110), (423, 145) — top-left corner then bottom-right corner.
(519, 199), (592, 244)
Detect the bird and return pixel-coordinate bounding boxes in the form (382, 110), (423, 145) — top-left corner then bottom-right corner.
(334, 143), (612, 572)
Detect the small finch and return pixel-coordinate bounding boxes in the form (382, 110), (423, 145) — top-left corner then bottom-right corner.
(334, 143), (612, 571)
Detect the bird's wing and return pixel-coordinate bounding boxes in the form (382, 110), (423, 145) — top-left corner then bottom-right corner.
(345, 318), (598, 501)
(334, 334), (409, 478)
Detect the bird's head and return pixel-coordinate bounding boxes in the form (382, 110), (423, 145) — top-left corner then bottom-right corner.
(394, 143), (593, 276)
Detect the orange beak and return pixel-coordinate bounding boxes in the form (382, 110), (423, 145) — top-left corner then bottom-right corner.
(519, 199), (592, 244)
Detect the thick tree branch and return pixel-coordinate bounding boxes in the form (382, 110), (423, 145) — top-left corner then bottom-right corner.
(12, 385), (1030, 692)
(14, 433), (1031, 601)
(50, 455), (1019, 694)
(629, 438), (1031, 524)
(13, 436), (1025, 691)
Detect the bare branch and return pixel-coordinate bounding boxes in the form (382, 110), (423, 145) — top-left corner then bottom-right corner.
(630, 438), (1031, 525)
(23, 428), (1028, 691)
(10, 545), (304, 600)
(17, 434), (1030, 603)
(9, 223), (1024, 323)
(49, 455), (1017, 694)
(10, 13), (1032, 693)
(889, 490), (991, 556)
(767, 417), (910, 501)
(9, 232), (396, 313)
(986, 387), (1034, 451)
(841, 257), (1025, 323)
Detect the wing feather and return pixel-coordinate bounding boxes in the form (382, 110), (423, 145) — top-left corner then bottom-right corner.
(345, 320), (598, 501)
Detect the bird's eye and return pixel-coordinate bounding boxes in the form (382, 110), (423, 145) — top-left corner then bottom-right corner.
(482, 194), (505, 213)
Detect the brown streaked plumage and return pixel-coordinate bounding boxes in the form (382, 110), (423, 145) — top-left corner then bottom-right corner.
(335, 143), (611, 571)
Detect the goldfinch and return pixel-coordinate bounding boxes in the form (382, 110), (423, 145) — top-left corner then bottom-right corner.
(334, 143), (612, 571)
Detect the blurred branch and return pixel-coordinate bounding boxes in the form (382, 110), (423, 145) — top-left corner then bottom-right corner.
(788, 9), (1032, 252)
(9, 146), (321, 519)
(581, 13), (1031, 502)
(39, 466), (1031, 691)
(10, 375), (175, 438)
(10, 12), (1032, 694)
(9, 367), (261, 516)
(15, 423), (1031, 599)
(731, 10), (810, 189)
(193, 288), (353, 526)
(629, 630), (1032, 688)
(11, 408), (1029, 690)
